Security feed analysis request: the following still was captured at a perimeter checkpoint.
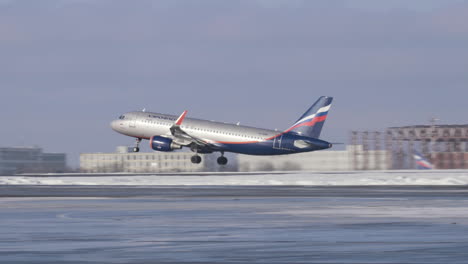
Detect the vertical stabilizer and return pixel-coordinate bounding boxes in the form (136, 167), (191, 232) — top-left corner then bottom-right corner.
(286, 96), (333, 138)
(413, 151), (434, 170)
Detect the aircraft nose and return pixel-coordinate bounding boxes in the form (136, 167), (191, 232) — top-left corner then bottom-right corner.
(110, 120), (120, 131)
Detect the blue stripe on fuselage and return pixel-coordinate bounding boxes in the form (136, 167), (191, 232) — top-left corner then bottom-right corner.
(217, 133), (331, 155)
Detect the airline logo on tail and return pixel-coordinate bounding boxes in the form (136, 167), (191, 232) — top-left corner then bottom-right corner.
(285, 96), (333, 138)
(288, 105), (331, 131)
(413, 151), (434, 170)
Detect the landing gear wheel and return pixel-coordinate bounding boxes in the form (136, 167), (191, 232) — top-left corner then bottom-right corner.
(217, 156), (228, 165)
(133, 138), (142, 152)
(191, 155), (202, 164)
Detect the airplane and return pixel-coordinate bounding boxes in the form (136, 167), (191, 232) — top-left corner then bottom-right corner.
(111, 96), (334, 165)
(413, 151), (434, 170)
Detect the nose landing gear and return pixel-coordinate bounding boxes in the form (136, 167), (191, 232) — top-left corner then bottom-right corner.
(133, 138), (142, 152)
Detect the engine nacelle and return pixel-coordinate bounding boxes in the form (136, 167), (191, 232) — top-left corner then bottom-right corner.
(150, 136), (182, 152)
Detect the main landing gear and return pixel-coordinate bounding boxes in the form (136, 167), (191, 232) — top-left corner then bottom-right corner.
(191, 155), (202, 164)
(217, 152), (228, 165)
(190, 155), (228, 165)
(189, 150), (228, 165)
(133, 138), (142, 152)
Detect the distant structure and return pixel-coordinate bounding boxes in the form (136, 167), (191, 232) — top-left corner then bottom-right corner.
(386, 124), (468, 169)
(80, 146), (208, 173)
(351, 124), (468, 170)
(0, 147), (66, 175)
(349, 131), (390, 170)
(238, 146), (388, 172)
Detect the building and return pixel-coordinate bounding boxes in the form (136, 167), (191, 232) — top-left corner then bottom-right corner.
(238, 146), (388, 172)
(386, 124), (468, 169)
(0, 147), (67, 175)
(351, 124), (468, 170)
(80, 146), (206, 173)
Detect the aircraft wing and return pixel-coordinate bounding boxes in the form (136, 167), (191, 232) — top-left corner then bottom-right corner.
(168, 111), (220, 152)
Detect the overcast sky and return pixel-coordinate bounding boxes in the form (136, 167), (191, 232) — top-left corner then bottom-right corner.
(1, 0), (467, 167)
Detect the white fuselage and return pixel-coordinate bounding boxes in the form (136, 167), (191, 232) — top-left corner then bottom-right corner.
(111, 111), (279, 144)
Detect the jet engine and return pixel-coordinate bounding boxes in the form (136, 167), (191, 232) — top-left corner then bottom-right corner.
(150, 136), (182, 152)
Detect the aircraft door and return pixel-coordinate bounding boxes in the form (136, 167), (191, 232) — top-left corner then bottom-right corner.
(273, 135), (283, 149)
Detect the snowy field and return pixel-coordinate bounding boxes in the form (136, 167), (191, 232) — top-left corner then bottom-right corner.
(1, 170), (468, 185)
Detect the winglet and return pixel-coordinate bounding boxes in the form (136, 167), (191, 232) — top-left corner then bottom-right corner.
(175, 110), (188, 126)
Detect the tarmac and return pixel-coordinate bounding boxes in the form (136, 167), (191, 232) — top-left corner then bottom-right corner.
(1, 184), (468, 263)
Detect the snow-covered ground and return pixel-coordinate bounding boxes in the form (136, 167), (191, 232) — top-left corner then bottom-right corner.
(1, 170), (468, 185)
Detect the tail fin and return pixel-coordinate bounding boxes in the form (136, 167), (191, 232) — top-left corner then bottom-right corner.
(413, 151), (434, 170)
(285, 96), (333, 138)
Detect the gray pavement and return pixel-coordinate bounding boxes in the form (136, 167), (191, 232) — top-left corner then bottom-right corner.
(1, 185), (468, 263)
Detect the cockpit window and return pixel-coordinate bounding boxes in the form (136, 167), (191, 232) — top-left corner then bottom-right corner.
(119, 115), (126, 120)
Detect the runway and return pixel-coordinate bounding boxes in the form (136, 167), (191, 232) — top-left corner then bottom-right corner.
(1, 185), (468, 263)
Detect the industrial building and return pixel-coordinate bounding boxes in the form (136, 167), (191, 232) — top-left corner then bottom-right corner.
(238, 145), (388, 172)
(351, 124), (468, 170)
(80, 146), (207, 173)
(0, 147), (67, 175)
(386, 124), (468, 169)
